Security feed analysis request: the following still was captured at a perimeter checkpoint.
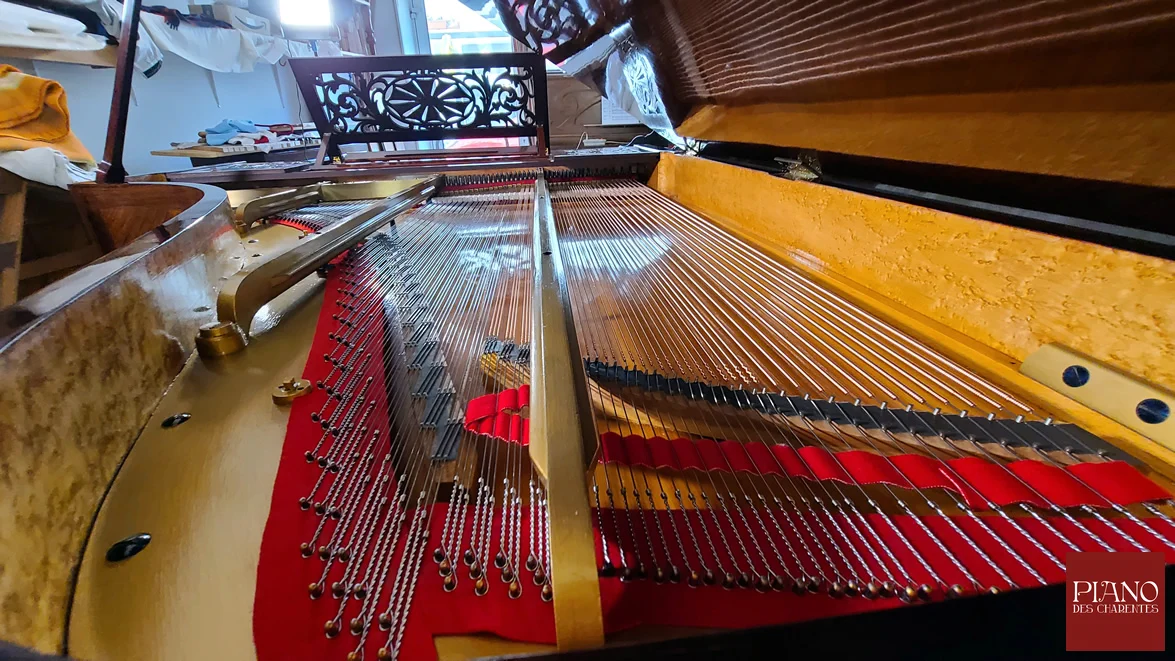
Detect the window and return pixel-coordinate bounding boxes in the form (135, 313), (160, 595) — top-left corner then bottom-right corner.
(423, 0), (561, 71)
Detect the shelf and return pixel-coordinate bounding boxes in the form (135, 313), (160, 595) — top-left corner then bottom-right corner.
(0, 45), (117, 68)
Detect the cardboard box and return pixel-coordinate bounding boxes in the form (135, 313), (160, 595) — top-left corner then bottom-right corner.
(189, 5), (272, 35)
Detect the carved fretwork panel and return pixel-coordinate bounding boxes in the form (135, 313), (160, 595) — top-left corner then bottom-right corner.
(289, 54), (550, 152)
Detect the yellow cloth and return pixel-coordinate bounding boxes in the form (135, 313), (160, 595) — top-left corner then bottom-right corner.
(0, 65), (94, 166)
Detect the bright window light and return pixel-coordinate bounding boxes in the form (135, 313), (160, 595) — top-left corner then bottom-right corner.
(280, 0), (332, 26)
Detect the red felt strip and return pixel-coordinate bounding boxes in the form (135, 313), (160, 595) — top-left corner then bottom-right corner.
(796, 446), (855, 484)
(595, 435), (1171, 511)
(770, 444), (815, 479)
(719, 440), (756, 472)
(1068, 460), (1170, 504)
(623, 434), (654, 467)
(647, 436), (679, 470)
(670, 437), (705, 470)
(1007, 459), (1108, 508)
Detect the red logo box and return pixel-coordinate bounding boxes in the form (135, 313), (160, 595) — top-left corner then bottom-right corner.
(1067, 552), (1165, 651)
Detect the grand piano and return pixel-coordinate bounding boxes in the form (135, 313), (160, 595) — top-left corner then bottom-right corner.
(2, 1), (1174, 660)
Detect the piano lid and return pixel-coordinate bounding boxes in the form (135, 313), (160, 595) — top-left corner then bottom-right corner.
(494, 0), (1175, 188)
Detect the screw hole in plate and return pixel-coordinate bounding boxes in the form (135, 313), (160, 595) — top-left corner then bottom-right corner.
(1061, 365), (1090, 387)
(162, 412), (191, 428)
(106, 533), (151, 562)
(1136, 399), (1170, 425)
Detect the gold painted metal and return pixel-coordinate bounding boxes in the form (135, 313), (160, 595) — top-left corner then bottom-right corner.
(1022, 344), (1175, 452)
(528, 176), (605, 650)
(230, 180), (422, 234)
(318, 178), (424, 202)
(215, 178), (437, 337)
(68, 275), (326, 661)
(233, 185), (321, 234)
(272, 377), (313, 405)
(195, 320), (247, 357)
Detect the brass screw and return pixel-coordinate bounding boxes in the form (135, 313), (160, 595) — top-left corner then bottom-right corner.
(273, 378), (313, 405)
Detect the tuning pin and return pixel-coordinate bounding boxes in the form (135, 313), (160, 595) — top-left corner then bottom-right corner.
(308, 582), (324, 599)
(755, 575), (771, 593)
(508, 580), (522, 599)
(864, 581), (881, 599)
(352, 584), (368, 600)
(474, 577), (489, 596)
(599, 561), (616, 577)
(737, 572), (751, 589)
(829, 581), (846, 598)
(313, 502), (326, 515)
(703, 569), (716, 586)
(337, 548), (351, 563)
(439, 558), (452, 577)
(946, 584), (966, 599)
(899, 585), (918, 603)
(494, 552), (507, 569)
(469, 563), (483, 580)
(463, 549), (475, 566)
(880, 581), (898, 599)
(525, 554), (538, 572)
(433, 548), (445, 564)
(635, 564), (648, 580)
(917, 584), (934, 601)
(722, 573), (736, 590)
(987, 585), (1002, 596)
(669, 566), (681, 584)
(377, 647), (392, 661)
(331, 581), (346, 598)
(653, 567), (667, 584)
(324, 620), (340, 638)
(299, 543), (312, 558)
(378, 612), (392, 630)
(349, 617), (364, 635)
(317, 545), (330, 560)
(540, 583), (553, 602)
(771, 575), (787, 592)
(442, 574), (457, 592)
(534, 569), (547, 586)
(687, 570), (701, 588)
(791, 577), (808, 595)
(845, 580), (860, 598)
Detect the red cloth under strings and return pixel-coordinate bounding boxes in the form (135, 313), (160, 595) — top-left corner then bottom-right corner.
(254, 259), (1175, 661)
(464, 387), (1170, 511)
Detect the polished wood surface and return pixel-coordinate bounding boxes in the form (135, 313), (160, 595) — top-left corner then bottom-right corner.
(0, 184), (233, 653)
(72, 183), (207, 251)
(649, 153), (1175, 480)
(678, 83), (1175, 188)
(0, 170), (25, 306)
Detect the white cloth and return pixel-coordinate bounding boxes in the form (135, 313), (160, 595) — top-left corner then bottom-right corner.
(0, 148), (97, 189)
(98, 1), (165, 76)
(0, 1), (106, 51)
(139, 13), (340, 73)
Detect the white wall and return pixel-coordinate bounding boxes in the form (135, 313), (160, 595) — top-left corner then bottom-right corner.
(0, 0), (417, 175)
(0, 54), (307, 175)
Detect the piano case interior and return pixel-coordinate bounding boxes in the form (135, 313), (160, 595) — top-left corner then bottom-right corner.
(3, 2), (1175, 660)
